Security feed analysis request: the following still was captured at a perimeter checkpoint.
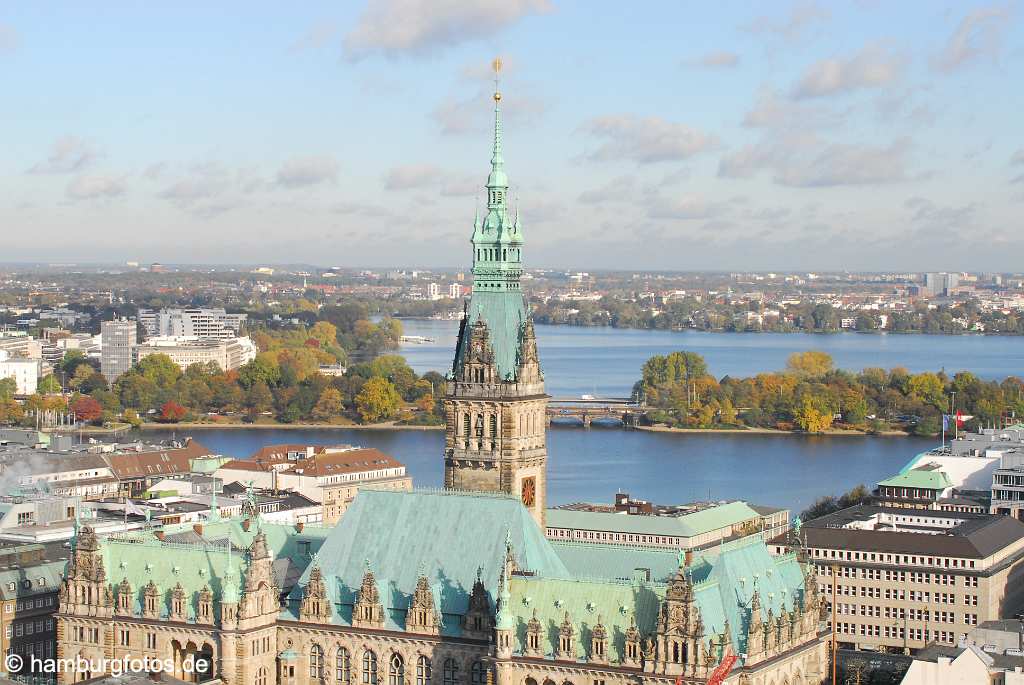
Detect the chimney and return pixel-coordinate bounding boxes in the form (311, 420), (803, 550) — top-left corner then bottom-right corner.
(684, 549), (693, 567)
(154, 531), (165, 541)
(295, 522), (304, 533)
(193, 523), (203, 536)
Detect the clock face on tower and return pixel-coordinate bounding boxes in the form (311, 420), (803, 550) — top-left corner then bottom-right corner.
(521, 477), (536, 507)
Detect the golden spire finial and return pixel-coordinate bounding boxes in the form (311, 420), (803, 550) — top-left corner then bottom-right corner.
(492, 57), (502, 102)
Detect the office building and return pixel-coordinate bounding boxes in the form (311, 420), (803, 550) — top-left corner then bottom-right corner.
(135, 335), (257, 371)
(772, 505), (1024, 653)
(100, 319), (137, 381)
(137, 307), (246, 339)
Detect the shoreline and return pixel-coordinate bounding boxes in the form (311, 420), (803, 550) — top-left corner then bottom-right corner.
(97, 422), (916, 437)
(636, 425), (913, 437)
(135, 422), (445, 432)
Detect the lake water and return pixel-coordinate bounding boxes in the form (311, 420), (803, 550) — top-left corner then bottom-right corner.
(397, 319), (1024, 397)
(148, 323), (1019, 515)
(146, 426), (934, 515)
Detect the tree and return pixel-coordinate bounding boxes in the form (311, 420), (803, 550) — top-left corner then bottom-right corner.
(238, 354), (281, 389)
(123, 408), (142, 428)
(0, 399), (25, 424)
(786, 351), (833, 378)
(354, 377), (401, 423)
(71, 396), (104, 423)
(907, 373), (946, 411)
(311, 388), (344, 421)
(0, 377), (16, 400)
(116, 373), (158, 411)
(38, 375), (62, 394)
(795, 396), (833, 433)
(69, 363), (96, 390)
(245, 381), (274, 417)
(136, 354), (182, 388)
(159, 400), (187, 423)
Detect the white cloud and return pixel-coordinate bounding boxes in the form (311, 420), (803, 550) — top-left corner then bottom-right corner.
(578, 175), (636, 205)
(345, 0), (552, 59)
(719, 136), (912, 187)
(933, 5), (1011, 73)
(582, 115), (718, 164)
(745, 1), (830, 43)
(741, 87), (843, 130)
(66, 174), (126, 200)
(384, 164), (440, 191)
(275, 156), (339, 188)
(1011, 149), (1024, 165)
(432, 89), (547, 136)
(777, 139), (911, 187)
(689, 51), (740, 68)
(792, 43), (905, 98)
(383, 164), (480, 197)
(28, 136), (99, 174)
(647, 194), (727, 221)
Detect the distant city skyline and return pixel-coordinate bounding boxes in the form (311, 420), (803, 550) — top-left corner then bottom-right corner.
(2, 1), (1022, 270)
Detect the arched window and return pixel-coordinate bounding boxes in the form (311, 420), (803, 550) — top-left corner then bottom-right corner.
(442, 659), (458, 685)
(415, 657), (430, 685)
(389, 653), (404, 685)
(525, 679), (538, 685)
(336, 648), (351, 685)
(311, 644), (325, 679)
(462, 413), (470, 436)
(363, 651), (378, 685)
(469, 662), (486, 685)
(255, 668), (268, 685)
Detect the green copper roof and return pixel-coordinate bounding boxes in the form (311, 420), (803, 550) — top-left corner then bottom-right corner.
(453, 290), (529, 381)
(290, 489), (569, 633)
(507, 575), (663, 663)
(694, 539), (804, 654)
(550, 541), (683, 583)
(878, 469), (952, 490)
(545, 501), (762, 539)
(92, 518), (327, 620)
(507, 537), (805, 662)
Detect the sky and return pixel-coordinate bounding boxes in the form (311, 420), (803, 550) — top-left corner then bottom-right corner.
(1, 1), (1022, 271)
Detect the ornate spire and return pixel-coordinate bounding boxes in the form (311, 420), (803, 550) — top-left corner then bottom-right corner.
(487, 57), (506, 191)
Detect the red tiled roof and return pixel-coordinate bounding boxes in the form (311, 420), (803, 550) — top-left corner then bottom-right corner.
(104, 440), (214, 479)
(292, 448), (405, 477)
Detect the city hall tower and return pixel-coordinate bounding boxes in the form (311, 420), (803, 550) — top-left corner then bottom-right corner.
(444, 59), (547, 526)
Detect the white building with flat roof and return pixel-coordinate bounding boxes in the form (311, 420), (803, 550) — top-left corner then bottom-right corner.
(135, 335), (256, 371)
(137, 308), (246, 339)
(0, 350), (40, 394)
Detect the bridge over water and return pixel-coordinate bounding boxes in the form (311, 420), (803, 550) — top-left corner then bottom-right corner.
(545, 397), (645, 428)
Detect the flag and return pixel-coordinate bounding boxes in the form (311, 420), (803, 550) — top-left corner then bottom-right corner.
(955, 410), (964, 428)
(942, 415), (950, 431)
